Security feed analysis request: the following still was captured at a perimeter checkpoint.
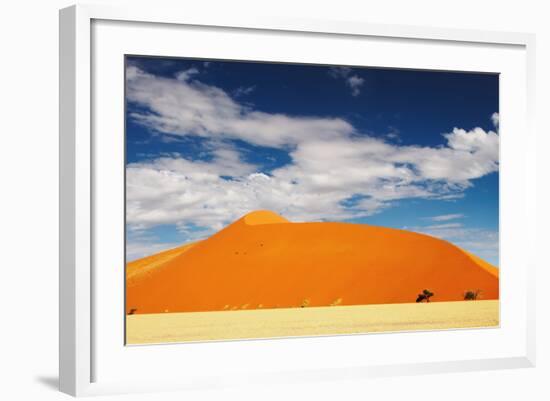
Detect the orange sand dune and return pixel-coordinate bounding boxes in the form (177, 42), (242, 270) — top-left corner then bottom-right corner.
(126, 210), (498, 314)
(126, 241), (197, 286)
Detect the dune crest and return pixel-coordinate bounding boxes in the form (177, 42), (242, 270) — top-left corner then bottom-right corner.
(127, 210), (499, 314)
(241, 210), (290, 226)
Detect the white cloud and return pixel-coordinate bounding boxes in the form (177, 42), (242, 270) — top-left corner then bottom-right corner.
(127, 66), (353, 148)
(427, 214), (464, 222)
(347, 75), (364, 96)
(126, 241), (180, 262)
(174, 67), (199, 81)
(386, 127), (401, 142)
(491, 112), (499, 128)
(328, 66), (364, 96)
(126, 66), (499, 244)
(233, 85), (256, 97)
(408, 222), (499, 266)
(386, 127), (499, 183)
(422, 222), (463, 230)
(126, 125), (499, 234)
(328, 66), (352, 79)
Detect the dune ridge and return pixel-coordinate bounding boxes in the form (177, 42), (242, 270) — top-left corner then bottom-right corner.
(126, 210), (498, 314)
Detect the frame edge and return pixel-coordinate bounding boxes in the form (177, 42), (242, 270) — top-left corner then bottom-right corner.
(524, 33), (537, 368)
(59, 5), (77, 396)
(59, 4), (92, 396)
(61, 3), (537, 395)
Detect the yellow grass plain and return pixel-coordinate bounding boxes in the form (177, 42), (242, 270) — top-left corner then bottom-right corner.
(126, 300), (499, 344)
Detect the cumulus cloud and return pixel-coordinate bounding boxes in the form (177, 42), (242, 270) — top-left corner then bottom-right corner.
(125, 66), (499, 244)
(126, 66), (353, 148)
(126, 126), (499, 235)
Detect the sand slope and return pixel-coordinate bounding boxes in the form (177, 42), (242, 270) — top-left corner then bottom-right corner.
(126, 242), (197, 286)
(127, 210), (498, 314)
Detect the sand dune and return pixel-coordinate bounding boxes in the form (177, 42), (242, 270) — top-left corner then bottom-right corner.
(126, 242), (197, 286)
(126, 210), (498, 314)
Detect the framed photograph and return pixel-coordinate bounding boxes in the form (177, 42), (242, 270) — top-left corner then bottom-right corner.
(59, 4), (536, 396)
(124, 55), (501, 345)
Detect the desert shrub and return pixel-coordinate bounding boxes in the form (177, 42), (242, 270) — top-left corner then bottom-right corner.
(128, 308), (137, 315)
(416, 289), (434, 303)
(301, 298), (310, 308)
(464, 290), (481, 300)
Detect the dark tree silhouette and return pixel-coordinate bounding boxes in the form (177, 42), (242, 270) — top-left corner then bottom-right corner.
(464, 290), (481, 300)
(416, 289), (434, 303)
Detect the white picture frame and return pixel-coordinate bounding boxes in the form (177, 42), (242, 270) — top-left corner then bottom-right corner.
(59, 3), (536, 397)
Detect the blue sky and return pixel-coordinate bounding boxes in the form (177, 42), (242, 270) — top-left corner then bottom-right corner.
(125, 56), (499, 265)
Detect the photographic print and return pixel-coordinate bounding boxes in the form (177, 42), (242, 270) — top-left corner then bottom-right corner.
(125, 56), (499, 344)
